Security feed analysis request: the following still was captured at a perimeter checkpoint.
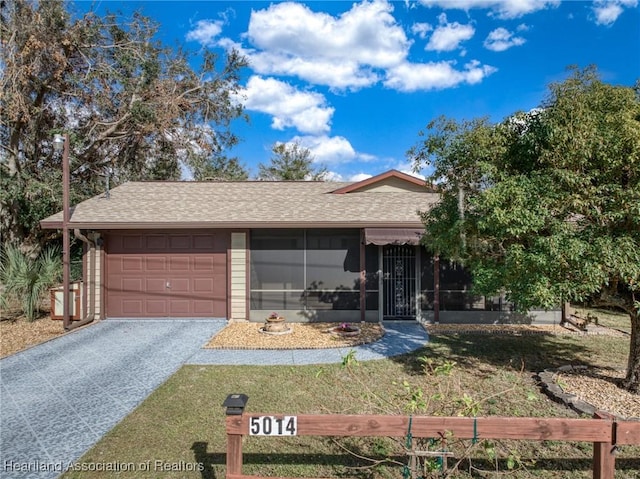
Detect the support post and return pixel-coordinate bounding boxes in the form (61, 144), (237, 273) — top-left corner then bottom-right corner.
(360, 230), (366, 323)
(224, 394), (249, 479)
(593, 411), (616, 479)
(433, 255), (440, 323)
(62, 133), (70, 330)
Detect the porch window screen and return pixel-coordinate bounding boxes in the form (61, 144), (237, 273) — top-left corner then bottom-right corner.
(439, 259), (514, 311)
(250, 229), (305, 311)
(250, 229), (361, 311)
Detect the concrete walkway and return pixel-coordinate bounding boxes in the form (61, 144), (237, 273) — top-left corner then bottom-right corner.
(0, 320), (428, 479)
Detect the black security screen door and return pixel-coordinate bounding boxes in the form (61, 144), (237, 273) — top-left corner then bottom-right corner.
(383, 245), (417, 319)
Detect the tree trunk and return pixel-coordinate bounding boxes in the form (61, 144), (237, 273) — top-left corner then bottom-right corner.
(622, 310), (640, 394)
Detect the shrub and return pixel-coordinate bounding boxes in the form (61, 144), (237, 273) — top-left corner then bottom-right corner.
(0, 245), (62, 321)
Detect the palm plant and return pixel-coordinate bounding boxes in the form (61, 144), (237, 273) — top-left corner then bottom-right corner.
(0, 245), (62, 321)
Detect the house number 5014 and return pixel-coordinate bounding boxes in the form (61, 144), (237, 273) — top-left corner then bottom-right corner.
(249, 416), (297, 436)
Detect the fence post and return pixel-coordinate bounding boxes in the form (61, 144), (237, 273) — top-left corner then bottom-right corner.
(593, 411), (616, 479)
(223, 394), (249, 478)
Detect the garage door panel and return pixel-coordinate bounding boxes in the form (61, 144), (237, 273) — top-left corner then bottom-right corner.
(146, 257), (168, 271)
(146, 278), (167, 293)
(109, 257), (143, 274)
(122, 257), (143, 271)
(169, 300), (191, 315)
(194, 300), (216, 314)
(146, 235), (167, 249)
(106, 232), (229, 318)
(193, 235), (216, 249)
(121, 299), (143, 315)
(169, 256), (190, 271)
(146, 300), (169, 316)
(169, 278), (190, 293)
(122, 278), (144, 293)
(194, 278), (214, 292)
(170, 235), (191, 249)
(122, 235), (143, 251)
(193, 256), (215, 271)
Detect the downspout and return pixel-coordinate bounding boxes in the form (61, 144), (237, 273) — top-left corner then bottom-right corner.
(67, 229), (97, 330)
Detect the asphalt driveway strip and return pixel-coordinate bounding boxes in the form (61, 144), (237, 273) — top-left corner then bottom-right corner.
(0, 320), (428, 479)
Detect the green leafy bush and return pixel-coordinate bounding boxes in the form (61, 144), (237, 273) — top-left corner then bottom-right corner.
(0, 245), (62, 320)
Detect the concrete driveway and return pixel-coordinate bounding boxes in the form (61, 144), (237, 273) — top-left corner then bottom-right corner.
(1, 319), (428, 479)
(0, 319), (226, 479)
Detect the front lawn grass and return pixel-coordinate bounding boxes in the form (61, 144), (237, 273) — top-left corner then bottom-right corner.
(63, 329), (639, 479)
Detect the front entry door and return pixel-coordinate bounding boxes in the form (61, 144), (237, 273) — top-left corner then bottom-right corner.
(383, 245), (417, 319)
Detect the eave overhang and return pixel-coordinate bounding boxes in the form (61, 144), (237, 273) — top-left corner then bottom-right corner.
(40, 220), (425, 230)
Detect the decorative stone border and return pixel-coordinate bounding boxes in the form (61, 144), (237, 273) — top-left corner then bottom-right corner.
(537, 366), (603, 417)
(537, 365), (640, 421)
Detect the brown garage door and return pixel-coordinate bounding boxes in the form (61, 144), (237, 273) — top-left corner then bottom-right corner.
(106, 232), (229, 318)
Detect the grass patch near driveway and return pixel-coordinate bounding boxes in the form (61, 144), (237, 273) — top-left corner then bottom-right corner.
(63, 332), (639, 479)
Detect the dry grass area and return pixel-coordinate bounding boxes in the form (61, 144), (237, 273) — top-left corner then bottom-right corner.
(425, 317), (638, 421)
(426, 323), (577, 335)
(425, 322), (627, 337)
(0, 314), (65, 358)
(205, 321), (385, 349)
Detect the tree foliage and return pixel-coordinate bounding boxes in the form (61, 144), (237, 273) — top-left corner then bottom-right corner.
(411, 66), (640, 392)
(257, 142), (328, 181)
(0, 0), (248, 249)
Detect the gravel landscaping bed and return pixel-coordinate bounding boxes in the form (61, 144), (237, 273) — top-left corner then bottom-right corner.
(555, 367), (640, 419)
(0, 316), (65, 358)
(205, 321), (385, 349)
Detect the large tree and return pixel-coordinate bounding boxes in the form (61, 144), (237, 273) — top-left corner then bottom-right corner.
(411, 66), (640, 393)
(257, 142), (328, 181)
(1, 0), (248, 249)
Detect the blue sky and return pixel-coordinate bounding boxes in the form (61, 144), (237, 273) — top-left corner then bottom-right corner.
(81, 1), (639, 181)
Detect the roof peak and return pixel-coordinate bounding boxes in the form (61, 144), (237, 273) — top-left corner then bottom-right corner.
(331, 169), (431, 194)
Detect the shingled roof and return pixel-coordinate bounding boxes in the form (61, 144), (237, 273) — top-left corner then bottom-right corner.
(40, 170), (439, 230)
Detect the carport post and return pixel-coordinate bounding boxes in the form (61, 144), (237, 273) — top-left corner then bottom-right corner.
(53, 133), (71, 330)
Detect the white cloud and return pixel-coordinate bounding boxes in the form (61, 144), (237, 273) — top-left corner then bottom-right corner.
(592, 0), (637, 25)
(411, 22), (433, 39)
(241, 0), (410, 90)
(186, 20), (223, 47)
(238, 76), (334, 135)
(426, 13), (475, 52)
(418, 0), (560, 19)
(246, 51), (379, 90)
(392, 162), (427, 180)
(484, 27), (526, 51)
(217, 1), (494, 93)
(384, 60), (497, 92)
(349, 173), (374, 182)
(292, 135), (376, 165)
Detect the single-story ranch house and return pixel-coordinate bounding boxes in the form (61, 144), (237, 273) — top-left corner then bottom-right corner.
(40, 170), (559, 324)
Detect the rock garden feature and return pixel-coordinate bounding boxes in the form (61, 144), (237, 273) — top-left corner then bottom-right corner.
(327, 322), (361, 337)
(205, 322), (384, 349)
(260, 312), (292, 335)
